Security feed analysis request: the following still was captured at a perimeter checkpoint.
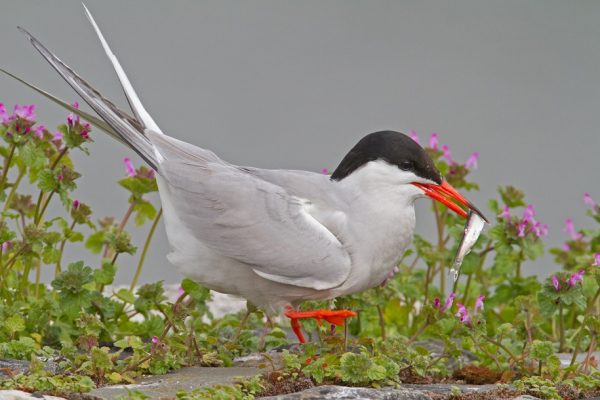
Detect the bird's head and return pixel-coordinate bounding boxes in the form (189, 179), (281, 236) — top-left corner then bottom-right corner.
(331, 131), (488, 222)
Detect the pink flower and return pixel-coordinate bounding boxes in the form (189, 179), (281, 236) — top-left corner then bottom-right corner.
(442, 292), (455, 312)
(568, 270), (585, 287)
(1, 241), (12, 252)
(532, 222), (549, 238)
(465, 152), (479, 169)
(517, 221), (527, 237)
(564, 218), (582, 241)
(562, 243), (570, 251)
(151, 336), (159, 344)
(441, 144), (454, 164)
(73, 199), (80, 210)
(456, 303), (471, 325)
(178, 286), (185, 296)
(57, 174), (64, 181)
(474, 295), (485, 315)
(66, 114), (74, 126)
(499, 206), (511, 220)
(54, 131), (63, 142)
(81, 130), (90, 139)
(523, 204), (536, 223)
(433, 298), (441, 309)
(33, 125), (45, 139)
(407, 130), (420, 145)
(594, 253), (600, 267)
(0, 103), (9, 124)
(429, 133), (439, 150)
(73, 101), (79, 109)
(584, 193), (596, 209)
(123, 157), (136, 177)
(13, 104), (36, 121)
(552, 275), (560, 291)
(321, 168), (329, 175)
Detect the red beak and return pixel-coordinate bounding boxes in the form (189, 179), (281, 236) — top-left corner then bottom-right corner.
(412, 180), (488, 223)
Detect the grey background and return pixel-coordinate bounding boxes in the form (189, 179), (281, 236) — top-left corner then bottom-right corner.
(1, 0), (599, 284)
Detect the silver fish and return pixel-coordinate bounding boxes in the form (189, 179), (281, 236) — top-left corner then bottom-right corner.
(450, 210), (487, 283)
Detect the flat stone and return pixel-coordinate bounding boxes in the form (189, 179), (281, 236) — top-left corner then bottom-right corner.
(88, 366), (260, 400)
(260, 385), (432, 400)
(403, 383), (500, 394)
(0, 390), (67, 400)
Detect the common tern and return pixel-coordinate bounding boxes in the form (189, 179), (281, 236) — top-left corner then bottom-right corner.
(9, 6), (487, 343)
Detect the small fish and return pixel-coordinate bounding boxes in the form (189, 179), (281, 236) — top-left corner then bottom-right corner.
(450, 210), (487, 282)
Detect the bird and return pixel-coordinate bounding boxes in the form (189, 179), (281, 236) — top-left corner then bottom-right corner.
(9, 6), (487, 343)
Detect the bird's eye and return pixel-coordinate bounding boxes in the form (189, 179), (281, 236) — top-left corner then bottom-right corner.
(399, 160), (414, 171)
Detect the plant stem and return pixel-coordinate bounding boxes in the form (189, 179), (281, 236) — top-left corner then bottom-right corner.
(0, 168), (25, 223)
(0, 144), (16, 190)
(408, 315), (431, 344)
(33, 147), (68, 225)
(461, 274), (473, 304)
(483, 336), (520, 366)
(35, 191), (54, 225)
(55, 219), (77, 276)
(558, 302), (566, 352)
(130, 208), (162, 291)
(103, 200), (137, 258)
(376, 304), (386, 341)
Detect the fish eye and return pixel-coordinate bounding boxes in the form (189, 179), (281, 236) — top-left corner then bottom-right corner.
(399, 160), (414, 171)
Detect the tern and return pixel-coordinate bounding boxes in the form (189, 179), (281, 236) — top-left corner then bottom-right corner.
(8, 6), (487, 343)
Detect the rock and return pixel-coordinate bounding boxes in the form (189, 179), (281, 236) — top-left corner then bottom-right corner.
(260, 385), (432, 400)
(402, 383), (500, 394)
(0, 390), (67, 400)
(234, 351), (285, 369)
(0, 358), (61, 378)
(556, 351), (600, 367)
(88, 366), (261, 400)
(512, 396), (543, 400)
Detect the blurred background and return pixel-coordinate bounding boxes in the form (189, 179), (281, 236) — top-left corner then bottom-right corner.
(1, 0), (598, 284)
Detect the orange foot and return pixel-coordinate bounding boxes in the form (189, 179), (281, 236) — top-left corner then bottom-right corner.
(284, 305), (357, 344)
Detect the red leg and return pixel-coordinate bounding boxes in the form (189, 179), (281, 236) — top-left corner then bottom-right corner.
(285, 305), (356, 343)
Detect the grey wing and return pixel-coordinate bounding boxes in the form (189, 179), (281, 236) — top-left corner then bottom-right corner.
(148, 133), (352, 291)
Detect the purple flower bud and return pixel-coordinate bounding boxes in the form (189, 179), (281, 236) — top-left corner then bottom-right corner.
(0, 103), (9, 124)
(442, 292), (455, 312)
(552, 275), (560, 291)
(465, 152), (479, 169)
(123, 157), (136, 177)
(14, 104), (36, 121)
(517, 221), (527, 237)
(151, 336), (159, 344)
(441, 144), (454, 164)
(1, 241), (12, 252)
(523, 204), (536, 223)
(34, 125), (45, 139)
(456, 303), (471, 325)
(429, 133), (439, 150)
(54, 131), (63, 142)
(568, 270), (585, 287)
(562, 243), (570, 251)
(321, 168), (329, 175)
(532, 222), (549, 238)
(594, 253), (600, 267)
(73, 101), (79, 109)
(73, 199), (80, 210)
(57, 174), (64, 181)
(564, 218), (582, 241)
(433, 297), (441, 309)
(474, 295), (485, 315)
(407, 130), (420, 145)
(499, 206), (511, 220)
(81, 130), (89, 139)
(178, 286), (185, 295)
(67, 114), (74, 126)
(584, 193), (596, 208)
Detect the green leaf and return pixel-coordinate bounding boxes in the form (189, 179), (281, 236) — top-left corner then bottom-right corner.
(115, 288), (136, 304)
(180, 278), (210, 302)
